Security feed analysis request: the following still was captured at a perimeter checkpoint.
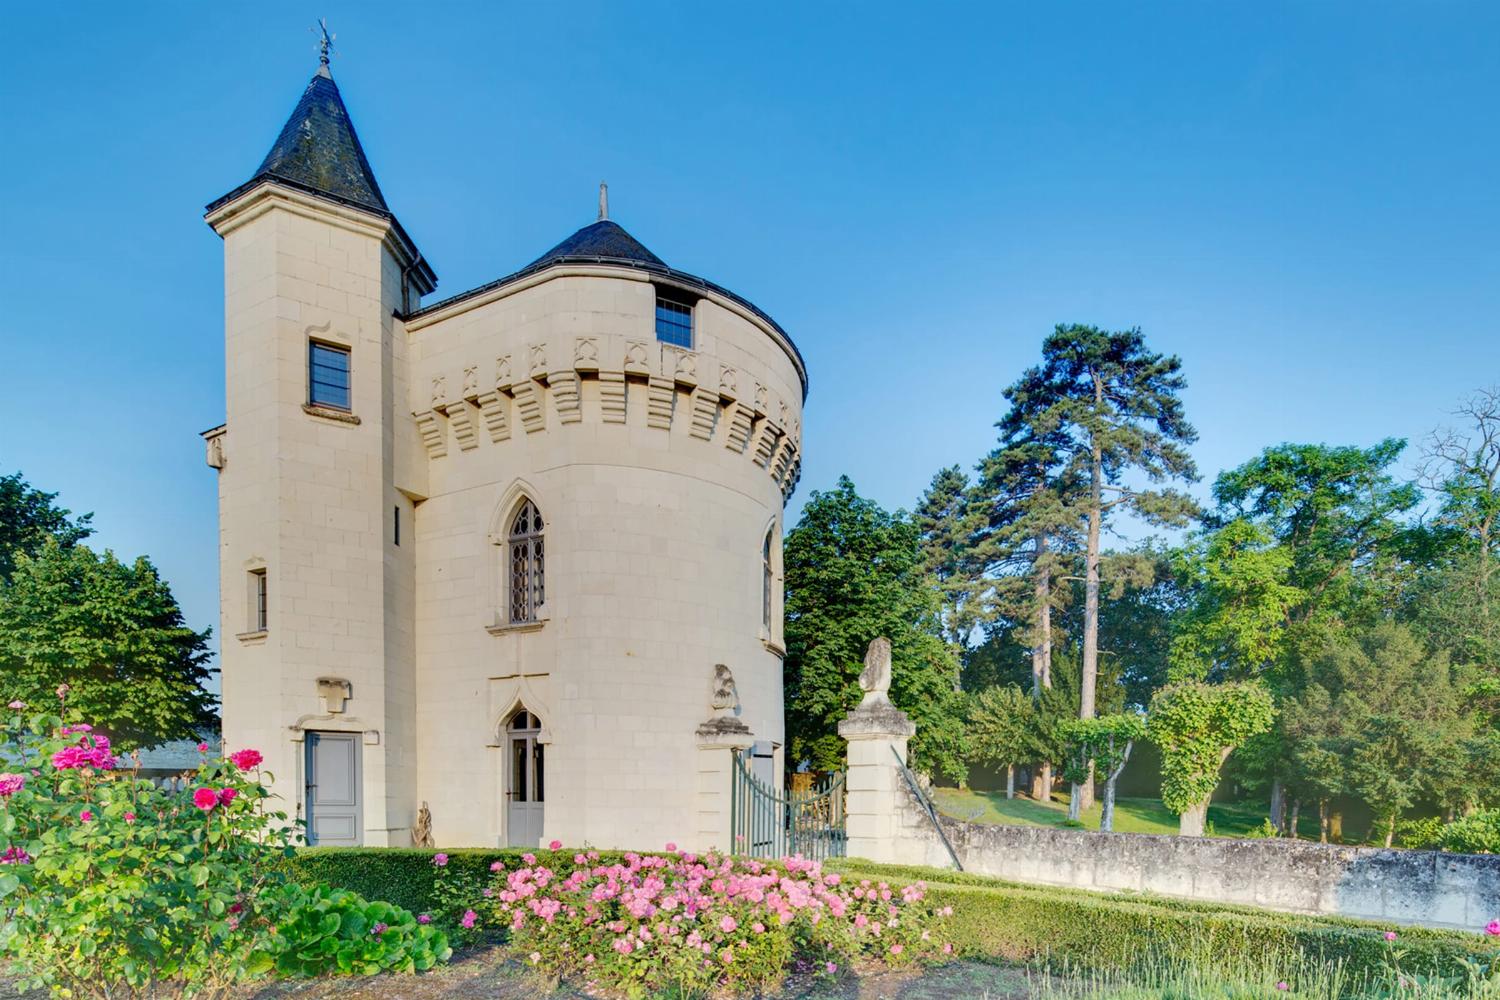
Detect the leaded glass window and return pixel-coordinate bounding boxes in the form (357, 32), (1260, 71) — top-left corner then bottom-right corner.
(655, 296), (693, 349)
(308, 341), (351, 410)
(762, 530), (773, 631)
(508, 500), (545, 623)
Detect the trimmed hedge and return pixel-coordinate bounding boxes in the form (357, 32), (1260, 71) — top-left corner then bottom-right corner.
(275, 848), (1497, 986)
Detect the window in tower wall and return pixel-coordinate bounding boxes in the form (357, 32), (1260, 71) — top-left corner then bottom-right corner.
(762, 529), (774, 632)
(308, 341), (351, 410)
(249, 569), (268, 633)
(508, 500), (545, 624)
(655, 295), (693, 349)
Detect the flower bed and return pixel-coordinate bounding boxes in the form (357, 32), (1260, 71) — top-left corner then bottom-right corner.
(466, 845), (953, 996)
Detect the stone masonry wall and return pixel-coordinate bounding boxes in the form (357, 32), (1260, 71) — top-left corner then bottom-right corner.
(885, 783), (1500, 931)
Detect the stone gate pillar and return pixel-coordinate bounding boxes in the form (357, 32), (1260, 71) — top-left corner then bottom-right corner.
(694, 664), (754, 854)
(838, 637), (915, 864)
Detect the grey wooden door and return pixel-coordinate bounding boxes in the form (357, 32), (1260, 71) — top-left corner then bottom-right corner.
(505, 710), (544, 847)
(306, 732), (362, 846)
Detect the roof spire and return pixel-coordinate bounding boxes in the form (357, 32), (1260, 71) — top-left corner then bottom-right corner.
(314, 18), (335, 78)
(598, 181), (609, 221)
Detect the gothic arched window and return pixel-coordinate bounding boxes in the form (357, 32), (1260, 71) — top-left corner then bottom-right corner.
(762, 528), (774, 632)
(508, 500), (545, 623)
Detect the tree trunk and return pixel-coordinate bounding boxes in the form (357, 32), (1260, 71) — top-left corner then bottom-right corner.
(1330, 811), (1343, 843)
(1319, 800), (1329, 843)
(1005, 765), (1015, 800)
(1032, 763), (1052, 801)
(1179, 796), (1210, 837)
(1068, 782), (1082, 822)
(1385, 813), (1397, 849)
(1099, 741), (1131, 833)
(1288, 799), (1300, 840)
(1079, 422), (1102, 811)
(1269, 780), (1286, 835)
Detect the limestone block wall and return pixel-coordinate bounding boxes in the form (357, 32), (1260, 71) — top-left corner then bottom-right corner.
(401, 265), (804, 850)
(883, 782), (1500, 930)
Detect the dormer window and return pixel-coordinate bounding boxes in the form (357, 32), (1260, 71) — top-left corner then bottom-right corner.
(655, 295), (693, 349)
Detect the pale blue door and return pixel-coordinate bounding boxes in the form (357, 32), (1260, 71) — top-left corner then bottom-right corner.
(306, 732), (361, 846)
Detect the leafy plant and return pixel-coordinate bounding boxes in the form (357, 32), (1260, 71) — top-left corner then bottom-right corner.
(260, 884), (450, 977)
(1146, 680), (1275, 835)
(1440, 810), (1500, 855)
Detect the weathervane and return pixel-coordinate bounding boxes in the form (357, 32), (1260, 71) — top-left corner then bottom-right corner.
(314, 18), (335, 68)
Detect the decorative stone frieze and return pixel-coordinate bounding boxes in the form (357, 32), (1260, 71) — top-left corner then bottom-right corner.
(624, 340), (649, 375)
(413, 408), (448, 458)
(751, 419), (781, 469)
(551, 371), (582, 424)
(723, 402), (753, 454)
(513, 381), (546, 434)
(574, 337), (599, 372)
(688, 387), (719, 441)
(599, 370), (627, 424)
(647, 376), (674, 430)
(475, 390), (511, 442)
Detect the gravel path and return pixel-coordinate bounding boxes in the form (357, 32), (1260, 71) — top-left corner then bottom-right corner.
(5, 950), (1036, 999)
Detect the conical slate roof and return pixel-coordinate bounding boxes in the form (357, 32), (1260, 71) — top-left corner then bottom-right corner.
(245, 66), (389, 215)
(526, 220), (665, 269)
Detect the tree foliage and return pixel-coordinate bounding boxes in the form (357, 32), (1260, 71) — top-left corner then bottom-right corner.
(1146, 681), (1274, 824)
(0, 471), (92, 582)
(783, 477), (967, 780)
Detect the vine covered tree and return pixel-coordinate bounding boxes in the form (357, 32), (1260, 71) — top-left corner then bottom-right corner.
(1146, 680), (1274, 836)
(966, 685), (1039, 799)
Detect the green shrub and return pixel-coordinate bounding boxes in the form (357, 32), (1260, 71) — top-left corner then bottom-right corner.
(1396, 816), (1446, 851)
(261, 885), (450, 977)
(1441, 810), (1500, 855)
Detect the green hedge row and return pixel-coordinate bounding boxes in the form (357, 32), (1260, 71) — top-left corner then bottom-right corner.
(829, 859), (1495, 982)
(275, 848), (1496, 985)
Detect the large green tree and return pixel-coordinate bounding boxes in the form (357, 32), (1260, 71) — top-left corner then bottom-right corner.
(0, 471), (92, 582)
(783, 477), (967, 781)
(0, 539), (216, 747)
(1019, 325), (1199, 808)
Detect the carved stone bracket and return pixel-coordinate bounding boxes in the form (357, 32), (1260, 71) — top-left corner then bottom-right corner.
(688, 387), (719, 441)
(723, 402), (753, 454)
(413, 409), (448, 458)
(475, 390), (511, 442)
(599, 371), (627, 424)
(646, 376), (674, 430)
(513, 381), (546, 434)
(445, 400), (478, 451)
(551, 371), (582, 424)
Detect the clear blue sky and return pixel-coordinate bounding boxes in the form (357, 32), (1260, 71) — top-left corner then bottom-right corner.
(2, 3), (1498, 659)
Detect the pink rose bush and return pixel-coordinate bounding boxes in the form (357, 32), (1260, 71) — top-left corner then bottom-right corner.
(478, 848), (954, 995)
(0, 694), (450, 995)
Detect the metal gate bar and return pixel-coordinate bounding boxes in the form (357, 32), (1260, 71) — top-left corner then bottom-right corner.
(729, 750), (846, 861)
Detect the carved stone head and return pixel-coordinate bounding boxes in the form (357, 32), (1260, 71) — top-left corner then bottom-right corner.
(857, 637), (893, 707)
(710, 663), (739, 716)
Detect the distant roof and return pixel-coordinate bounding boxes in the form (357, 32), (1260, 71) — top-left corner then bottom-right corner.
(118, 735), (221, 773)
(527, 220), (665, 270)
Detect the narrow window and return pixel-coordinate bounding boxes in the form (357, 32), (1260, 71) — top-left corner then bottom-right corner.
(508, 500), (545, 623)
(393, 506), (401, 546)
(249, 568), (268, 632)
(762, 530), (774, 632)
(308, 341), (351, 410)
(655, 295), (693, 349)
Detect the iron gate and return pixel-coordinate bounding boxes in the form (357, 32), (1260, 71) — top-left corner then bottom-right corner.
(729, 750), (846, 860)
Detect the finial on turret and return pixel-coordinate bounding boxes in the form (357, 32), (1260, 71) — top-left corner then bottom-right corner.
(314, 18), (336, 76)
(598, 181), (609, 221)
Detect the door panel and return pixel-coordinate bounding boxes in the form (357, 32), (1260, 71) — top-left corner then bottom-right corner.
(307, 732), (361, 847)
(506, 733), (544, 847)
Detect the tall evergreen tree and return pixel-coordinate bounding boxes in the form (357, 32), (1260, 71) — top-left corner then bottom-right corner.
(1018, 325), (1199, 806)
(914, 466), (982, 649)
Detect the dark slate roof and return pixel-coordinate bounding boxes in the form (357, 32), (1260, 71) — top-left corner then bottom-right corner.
(526, 220), (665, 269)
(407, 219), (807, 398)
(246, 67), (389, 214)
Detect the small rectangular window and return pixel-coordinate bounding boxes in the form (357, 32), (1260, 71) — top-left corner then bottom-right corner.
(249, 569), (268, 633)
(393, 506), (400, 546)
(655, 296), (693, 349)
(308, 341), (351, 410)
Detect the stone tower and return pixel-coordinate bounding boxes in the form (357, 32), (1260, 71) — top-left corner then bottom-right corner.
(204, 57), (804, 850)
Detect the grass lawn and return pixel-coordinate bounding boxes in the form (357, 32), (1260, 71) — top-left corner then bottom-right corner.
(930, 787), (1322, 839)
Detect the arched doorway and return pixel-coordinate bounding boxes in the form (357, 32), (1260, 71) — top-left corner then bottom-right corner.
(505, 708), (544, 846)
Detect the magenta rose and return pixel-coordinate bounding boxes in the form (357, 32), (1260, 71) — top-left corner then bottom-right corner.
(192, 787), (220, 811)
(218, 787), (238, 806)
(228, 748), (263, 770)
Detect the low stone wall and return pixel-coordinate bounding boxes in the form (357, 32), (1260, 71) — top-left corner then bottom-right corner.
(886, 784), (1500, 931)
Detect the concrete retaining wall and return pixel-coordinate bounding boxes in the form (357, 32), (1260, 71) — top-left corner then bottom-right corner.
(886, 785), (1500, 930)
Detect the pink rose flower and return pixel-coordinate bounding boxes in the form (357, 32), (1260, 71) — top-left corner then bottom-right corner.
(943, 943), (954, 954)
(0, 846), (31, 865)
(196, 742), (209, 753)
(548, 839), (562, 850)
(460, 909), (477, 929)
(889, 943), (904, 956)
(6, 701), (24, 710)
(192, 787), (219, 811)
(665, 842), (677, 852)
(490, 860), (505, 872)
(228, 748), (263, 770)
(825, 961), (838, 973)
(218, 787), (238, 806)
(1277, 984), (1289, 992)
(1486, 919), (1500, 937)
(417, 913), (431, 924)
(56, 684), (70, 698)
(79, 809), (93, 822)
(0, 774), (26, 797)
(124, 812), (136, 823)
(432, 853), (449, 866)
(1384, 931), (1398, 942)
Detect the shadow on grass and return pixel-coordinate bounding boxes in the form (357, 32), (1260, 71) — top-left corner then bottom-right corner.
(930, 788), (1322, 840)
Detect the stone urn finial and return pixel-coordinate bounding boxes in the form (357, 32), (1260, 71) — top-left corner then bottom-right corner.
(858, 637), (893, 707)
